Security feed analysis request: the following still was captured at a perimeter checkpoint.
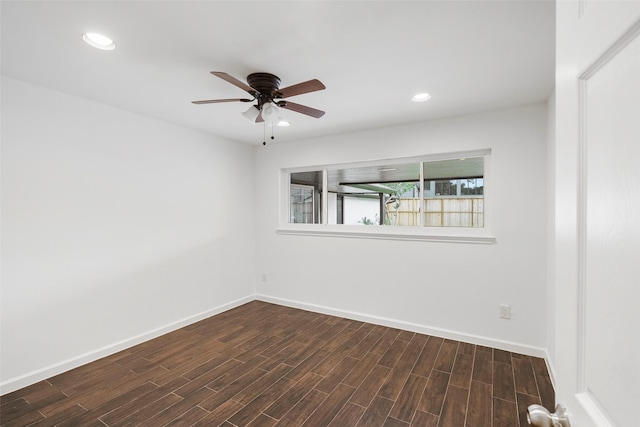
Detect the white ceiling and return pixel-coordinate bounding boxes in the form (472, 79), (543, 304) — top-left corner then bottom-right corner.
(1, 1), (555, 146)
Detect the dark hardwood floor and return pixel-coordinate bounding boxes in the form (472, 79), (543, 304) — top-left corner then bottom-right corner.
(1, 301), (554, 426)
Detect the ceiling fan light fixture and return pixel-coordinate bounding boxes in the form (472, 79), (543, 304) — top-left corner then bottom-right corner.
(411, 92), (431, 102)
(82, 32), (116, 50)
(261, 102), (279, 123)
(241, 105), (260, 122)
(277, 119), (291, 127)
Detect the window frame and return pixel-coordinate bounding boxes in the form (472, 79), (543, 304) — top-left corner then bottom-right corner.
(278, 149), (495, 244)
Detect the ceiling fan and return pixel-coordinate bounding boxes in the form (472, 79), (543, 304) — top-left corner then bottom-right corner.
(192, 71), (326, 124)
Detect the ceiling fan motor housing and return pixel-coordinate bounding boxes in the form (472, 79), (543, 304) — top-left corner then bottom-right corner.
(247, 73), (282, 107)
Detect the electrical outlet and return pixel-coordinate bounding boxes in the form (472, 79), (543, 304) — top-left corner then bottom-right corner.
(500, 304), (511, 319)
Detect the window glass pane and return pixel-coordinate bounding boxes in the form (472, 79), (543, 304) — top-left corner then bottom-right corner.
(423, 157), (484, 228)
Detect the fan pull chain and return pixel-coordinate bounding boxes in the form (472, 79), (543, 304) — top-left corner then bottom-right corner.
(262, 122), (276, 146)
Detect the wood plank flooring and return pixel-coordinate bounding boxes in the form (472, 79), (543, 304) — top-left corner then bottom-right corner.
(1, 301), (554, 426)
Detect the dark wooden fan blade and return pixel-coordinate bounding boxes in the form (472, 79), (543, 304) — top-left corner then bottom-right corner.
(211, 71), (256, 95)
(192, 98), (252, 104)
(277, 101), (325, 118)
(255, 112), (264, 123)
(276, 79), (326, 99)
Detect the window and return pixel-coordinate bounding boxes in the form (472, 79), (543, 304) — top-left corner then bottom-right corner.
(281, 150), (493, 243)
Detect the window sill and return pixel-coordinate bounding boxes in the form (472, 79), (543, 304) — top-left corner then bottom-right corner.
(276, 225), (496, 244)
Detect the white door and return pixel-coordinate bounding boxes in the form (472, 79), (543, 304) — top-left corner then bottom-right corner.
(554, 1), (640, 426)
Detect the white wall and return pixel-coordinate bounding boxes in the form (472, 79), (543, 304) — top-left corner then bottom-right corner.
(254, 104), (549, 354)
(0, 77), (255, 393)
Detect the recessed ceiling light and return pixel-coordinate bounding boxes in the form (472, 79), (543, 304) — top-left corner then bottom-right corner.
(82, 32), (116, 50)
(411, 93), (431, 102)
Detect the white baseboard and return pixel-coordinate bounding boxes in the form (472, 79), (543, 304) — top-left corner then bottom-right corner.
(0, 295), (254, 395)
(256, 294), (549, 359)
